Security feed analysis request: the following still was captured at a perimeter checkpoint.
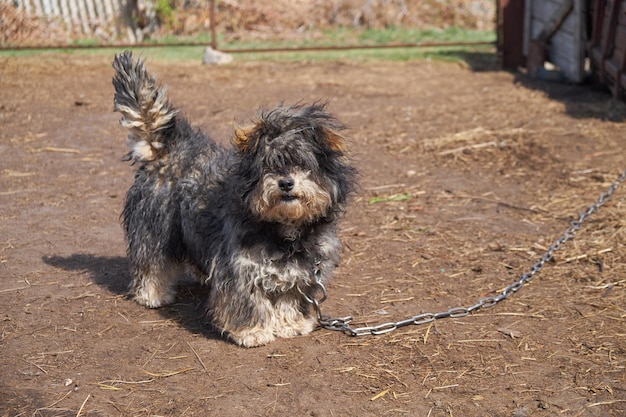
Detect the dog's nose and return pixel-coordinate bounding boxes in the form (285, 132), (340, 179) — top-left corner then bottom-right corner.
(278, 177), (295, 192)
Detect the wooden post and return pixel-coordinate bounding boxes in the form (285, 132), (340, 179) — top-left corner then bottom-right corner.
(210, 0), (217, 49)
(498, 0), (526, 69)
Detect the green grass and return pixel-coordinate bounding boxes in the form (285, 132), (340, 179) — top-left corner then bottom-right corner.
(0, 26), (496, 66)
(337, 26), (493, 45)
(228, 46), (497, 68)
(218, 26), (494, 51)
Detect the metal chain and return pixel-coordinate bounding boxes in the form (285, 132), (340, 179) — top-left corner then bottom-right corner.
(305, 169), (626, 337)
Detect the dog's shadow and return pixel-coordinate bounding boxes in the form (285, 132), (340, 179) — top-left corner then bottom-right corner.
(43, 254), (221, 340)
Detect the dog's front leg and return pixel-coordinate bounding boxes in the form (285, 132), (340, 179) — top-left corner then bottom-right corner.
(209, 286), (277, 348)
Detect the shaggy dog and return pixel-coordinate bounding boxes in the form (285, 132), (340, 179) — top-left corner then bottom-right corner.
(112, 52), (356, 347)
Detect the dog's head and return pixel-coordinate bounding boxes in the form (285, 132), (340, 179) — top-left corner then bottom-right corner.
(233, 103), (356, 226)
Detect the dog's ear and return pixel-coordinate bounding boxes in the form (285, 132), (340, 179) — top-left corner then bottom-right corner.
(324, 128), (348, 153)
(233, 123), (259, 152)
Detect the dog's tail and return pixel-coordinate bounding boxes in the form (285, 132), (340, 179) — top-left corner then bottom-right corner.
(112, 51), (179, 163)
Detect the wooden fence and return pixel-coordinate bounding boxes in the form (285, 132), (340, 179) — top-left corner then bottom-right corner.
(15, 0), (121, 33)
(10, 0), (156, 41)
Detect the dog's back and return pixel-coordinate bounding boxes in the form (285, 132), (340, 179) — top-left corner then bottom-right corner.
(113, 52), (229, 306)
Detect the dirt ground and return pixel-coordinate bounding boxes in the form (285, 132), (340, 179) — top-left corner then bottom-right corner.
(1, 51), (625, 417)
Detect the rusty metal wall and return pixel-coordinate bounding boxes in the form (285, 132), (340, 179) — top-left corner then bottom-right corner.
(524, 0), (587, 83)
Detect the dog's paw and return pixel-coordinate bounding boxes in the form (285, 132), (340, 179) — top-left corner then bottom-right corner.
(274, 316), (317, 338)
(229, 327), (276, 348)
(133, 287), (176, 308)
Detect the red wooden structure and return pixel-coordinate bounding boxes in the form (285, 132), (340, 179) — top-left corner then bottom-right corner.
(499, 0), (626, 99)
(590, 0), (626, 99)
(497, 0), (526, 70)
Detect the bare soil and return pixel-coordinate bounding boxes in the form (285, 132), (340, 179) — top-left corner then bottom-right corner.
(1, 52), (625, 417)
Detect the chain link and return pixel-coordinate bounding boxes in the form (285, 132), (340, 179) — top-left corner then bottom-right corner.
(308, 169), (626, 337)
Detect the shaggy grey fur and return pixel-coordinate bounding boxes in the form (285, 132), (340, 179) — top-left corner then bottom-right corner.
(112, 51), (356, 347)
